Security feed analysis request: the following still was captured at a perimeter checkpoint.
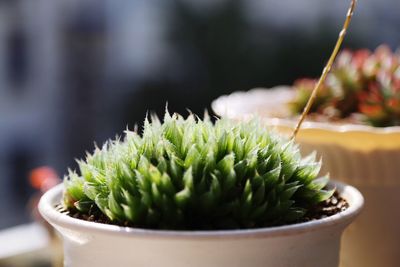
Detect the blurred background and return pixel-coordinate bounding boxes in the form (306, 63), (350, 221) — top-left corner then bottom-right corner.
(0, 0), (399, 261)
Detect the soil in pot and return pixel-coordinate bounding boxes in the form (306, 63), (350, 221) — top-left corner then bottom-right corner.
(63, 191), (348, 230)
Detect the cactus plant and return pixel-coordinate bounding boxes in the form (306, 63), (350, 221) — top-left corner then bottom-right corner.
(289, 45), (400, 127)
(63, 112), (333, 230)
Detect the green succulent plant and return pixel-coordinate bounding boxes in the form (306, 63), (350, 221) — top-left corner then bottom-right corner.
(63, 112), (333, 230)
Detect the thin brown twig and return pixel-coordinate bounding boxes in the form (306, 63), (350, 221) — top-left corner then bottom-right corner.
(291, 0), (358, 140)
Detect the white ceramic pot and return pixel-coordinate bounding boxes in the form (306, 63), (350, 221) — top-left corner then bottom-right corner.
(39, 182), (362, 267)
(212, 87), (400, 267)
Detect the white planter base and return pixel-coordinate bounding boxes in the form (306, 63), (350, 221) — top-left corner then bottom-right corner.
(39, 182), (363, 267)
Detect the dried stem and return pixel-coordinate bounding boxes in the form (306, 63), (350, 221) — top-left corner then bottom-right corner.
(291, 0), (357, 139)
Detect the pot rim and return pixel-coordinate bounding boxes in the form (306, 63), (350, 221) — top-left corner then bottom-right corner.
(212, 87), (400, 134)
(39, 180), (363, 240)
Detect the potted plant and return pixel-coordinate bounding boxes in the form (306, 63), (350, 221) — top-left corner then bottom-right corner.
(212, 45), (400, 267)
(39, 112), (363, 267)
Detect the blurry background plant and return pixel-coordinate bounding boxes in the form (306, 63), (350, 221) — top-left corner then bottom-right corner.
(289, 45), (400, 126)
(0, 0), (399, 230)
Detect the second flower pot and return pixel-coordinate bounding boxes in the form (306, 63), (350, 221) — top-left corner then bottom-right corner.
(213, 87), (400, 267)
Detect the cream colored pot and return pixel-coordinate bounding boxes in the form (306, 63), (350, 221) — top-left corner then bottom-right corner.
(39, 182), (362, 267)
(213, 87), (400, 267)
